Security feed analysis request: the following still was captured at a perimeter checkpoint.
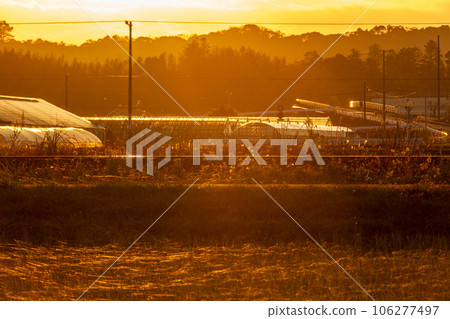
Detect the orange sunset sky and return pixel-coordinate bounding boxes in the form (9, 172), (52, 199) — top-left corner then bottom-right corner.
(1, 0), (450, 44)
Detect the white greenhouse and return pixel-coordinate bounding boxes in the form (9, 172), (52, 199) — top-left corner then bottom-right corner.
(0, 95), (97, 129)
(0, 95), (103, 147)
(0, 126), (102, 147)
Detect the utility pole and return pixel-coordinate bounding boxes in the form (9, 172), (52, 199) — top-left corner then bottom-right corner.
(65, 73), (69, 110)
(382, 50), (386, 130)
(126, 21), (133, 135)
(437, 34), (441, 120)
(424, 88), (428, 135)
(226, 91), (232, 109)
(363, 82), (367, 121)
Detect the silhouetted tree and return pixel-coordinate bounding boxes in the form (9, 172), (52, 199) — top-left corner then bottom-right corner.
(0, 21), (13, 40)
(421, 40), (438, 79)
(445, 51), (450, 78)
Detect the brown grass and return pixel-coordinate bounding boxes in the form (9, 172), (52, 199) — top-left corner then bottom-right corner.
(0, 184), (448, 300)
(0, 142), (448, 301)
(0, 242), (447, 301)
(1, 140), (449, 186)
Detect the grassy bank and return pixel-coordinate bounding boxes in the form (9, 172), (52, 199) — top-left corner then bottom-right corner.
(0, 184), (448, 250)
(0, 184), (448, 301)
(1, 142), (449, 185)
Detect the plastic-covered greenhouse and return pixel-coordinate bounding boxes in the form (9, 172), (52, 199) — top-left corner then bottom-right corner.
(0, 126), (102, 147)
(230, 122), (355, 139)
(0, 95), (97, 129)
(0, 95), (104, 145)
(86, 116), (356, 140)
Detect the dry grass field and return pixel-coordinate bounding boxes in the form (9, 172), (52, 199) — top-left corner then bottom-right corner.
(0, 242), (448, 301)
(0, 140), (448, 301)
(0, 184), (448, 300)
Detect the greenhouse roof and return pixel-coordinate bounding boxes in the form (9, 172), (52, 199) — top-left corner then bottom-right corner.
(0, 95), (96, 129)
(0, 126), (102, 148)
(84, 116), (331, 126)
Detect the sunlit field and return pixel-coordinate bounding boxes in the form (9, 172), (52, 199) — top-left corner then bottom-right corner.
(1, 242), (448, 301)
(2, 0), (450, 306)
(1, 133), (449, 301)
(0, 184), (448, 300)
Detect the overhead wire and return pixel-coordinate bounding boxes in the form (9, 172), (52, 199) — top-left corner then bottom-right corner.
(7, 20), (450, 26)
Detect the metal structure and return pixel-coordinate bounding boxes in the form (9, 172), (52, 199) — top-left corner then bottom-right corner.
(84, 116), (356, 140)
(383, 49), (386, 129)
(125, 21), (133, 135)
(363, 82), (367, 120)
(231, 122), (354, 139)
(293, 99), (332, 110)
(349, 101), (398, 114)
(85, 116), (332, 125)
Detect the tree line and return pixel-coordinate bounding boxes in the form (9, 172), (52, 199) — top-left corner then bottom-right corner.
(1, 21), (449, 116)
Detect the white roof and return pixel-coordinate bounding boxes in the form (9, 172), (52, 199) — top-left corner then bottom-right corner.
(266, 122), (353, 132)
(0, 95), (96, 129)
(0, 126), (102, 147)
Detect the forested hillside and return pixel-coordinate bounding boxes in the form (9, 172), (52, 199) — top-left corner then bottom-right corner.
(1, 22), (449, 116)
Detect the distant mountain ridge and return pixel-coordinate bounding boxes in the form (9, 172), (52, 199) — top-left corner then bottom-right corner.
(1, 24), (450, 63)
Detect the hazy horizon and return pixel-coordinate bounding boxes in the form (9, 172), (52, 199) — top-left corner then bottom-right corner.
(2, 23), (450, 47)
(2, 0), (450, 44)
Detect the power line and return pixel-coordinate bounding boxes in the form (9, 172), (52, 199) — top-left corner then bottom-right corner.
(367, 87), (417, 98)
(0, 75), (448, 81)
(7, 20), (450, 26)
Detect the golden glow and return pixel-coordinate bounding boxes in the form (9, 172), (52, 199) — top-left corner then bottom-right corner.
(82, 116), (331, 126)
(2, 0), (450, 44)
